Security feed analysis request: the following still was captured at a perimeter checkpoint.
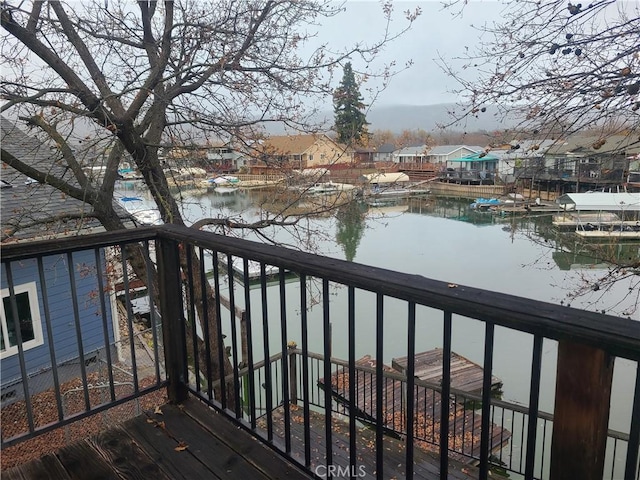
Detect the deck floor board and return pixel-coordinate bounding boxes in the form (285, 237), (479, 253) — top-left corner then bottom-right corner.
(4, 397), (508, 480)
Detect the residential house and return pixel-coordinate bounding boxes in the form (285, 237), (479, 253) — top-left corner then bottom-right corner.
(446, 152), (500, 178)
(425, 145), (484, 167)
(543, 135), (639, 183)
(205, 143), (248, 172)
(392, 145), (430, 164)
(353, 147), (376, 164)
(371, 143), (396, 163)
(252, 134), (353, 171)
(0, 119), (128, 405)
(491, 139), (555, 182)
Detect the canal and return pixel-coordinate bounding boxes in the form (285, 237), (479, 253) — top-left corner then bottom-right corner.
(117, 183), (639, 476)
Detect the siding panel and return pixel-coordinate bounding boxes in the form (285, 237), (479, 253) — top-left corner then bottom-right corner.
(1, 250), (114, 391)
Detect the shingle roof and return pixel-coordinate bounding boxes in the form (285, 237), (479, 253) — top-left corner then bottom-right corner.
(258, 133), (354, 155)
(261, 134), (324, 154)
(375, 143), (396, 154)
(546, 135), (640, 156)
(427, 145), (483, 156)
(1, 118), (131, 242)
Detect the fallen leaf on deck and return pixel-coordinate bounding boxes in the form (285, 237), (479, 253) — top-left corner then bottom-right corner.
(448, 284), (458, 288)
(154, 406), (163, 415)
(175, 442), (188, 452)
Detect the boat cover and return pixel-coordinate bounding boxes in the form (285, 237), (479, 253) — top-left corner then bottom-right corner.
(556, 192), (640, 211)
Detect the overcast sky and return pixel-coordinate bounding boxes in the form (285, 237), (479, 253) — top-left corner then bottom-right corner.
(313, 1), (505, 106)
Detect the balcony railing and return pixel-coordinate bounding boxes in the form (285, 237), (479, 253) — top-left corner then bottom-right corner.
(1, 224), (639, 479)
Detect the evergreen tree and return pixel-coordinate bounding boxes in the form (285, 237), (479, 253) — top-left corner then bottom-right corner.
(333, 62), (369, 145)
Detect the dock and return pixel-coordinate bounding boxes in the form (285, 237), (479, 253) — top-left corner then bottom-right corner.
(318, 351), (510, 463)
(392, 349), (503, 394)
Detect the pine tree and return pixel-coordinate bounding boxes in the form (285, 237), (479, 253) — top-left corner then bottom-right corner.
(333, 62), (369, 145)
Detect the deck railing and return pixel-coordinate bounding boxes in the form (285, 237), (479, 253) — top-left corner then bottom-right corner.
(1, 224), (639, 480)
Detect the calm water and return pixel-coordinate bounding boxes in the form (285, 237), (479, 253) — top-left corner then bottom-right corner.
(116, 183), (639, 434)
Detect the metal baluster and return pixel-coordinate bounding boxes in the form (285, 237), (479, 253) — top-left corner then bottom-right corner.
(68, 251), (92, 409)
(300, 274), (312, 467)
(406, 302), (416, 480)
(279, 267), (291, 453)
(242, 258), (256, 429)
(375, 293), (384, 480)
(525, 334), (543, 479)
(38, 255), (65, 419)
(440, 311), (452, 478)
(479, 322), (495, 479)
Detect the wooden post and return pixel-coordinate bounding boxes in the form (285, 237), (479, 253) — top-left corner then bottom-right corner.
(550, 341), (614, 480)
(288, 342), (298, 405)
(157, 238), (189, 404)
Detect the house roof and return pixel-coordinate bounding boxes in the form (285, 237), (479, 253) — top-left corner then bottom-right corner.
(1, 118), (132, 242)
(497, 140), (556, 158)
(449, 153), (500, 162)
(375, 143), (397, 154)
(395, 145), (429, 156)
(427, 145), (483, 156)
(261, 134), (333, 155)
(556, 192), (640, 211)
(546, 135), (640, 156)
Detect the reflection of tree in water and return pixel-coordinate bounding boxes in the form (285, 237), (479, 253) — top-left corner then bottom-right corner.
(335, 201), (368, 262)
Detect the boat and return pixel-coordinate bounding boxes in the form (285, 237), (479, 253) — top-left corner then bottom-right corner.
(470, 197), (503, 210)
(209, 175), (240, 185)
(360, 172), (429, 199)
(305, 181), (356, 195)
(118, 196), (162, 225)
(213, 185), (240, 194)
(213, 253), (297, 287)
(554, 192), (640, 239)
(217, 253), (279, 280)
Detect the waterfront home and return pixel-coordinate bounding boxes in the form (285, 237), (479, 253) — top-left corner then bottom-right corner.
(371, 143), (397, 162)
(392, 144), (430, 164)
(252, 134), (353, 171)
(425, 145), (483, 164)
(0, 119), (130, 405)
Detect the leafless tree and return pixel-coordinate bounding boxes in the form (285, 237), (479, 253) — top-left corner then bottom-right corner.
(438, 0), (640, 313)
(440, 0), (639, 142)
(1, 0), (420, 403)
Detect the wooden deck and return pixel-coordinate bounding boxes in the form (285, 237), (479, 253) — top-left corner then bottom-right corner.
(262, 405), (505, 480)
(3, 396), (509, 480)
(3, 399), (312, 480)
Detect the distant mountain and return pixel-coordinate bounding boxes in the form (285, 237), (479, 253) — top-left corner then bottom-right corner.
(263, 103), (518, 135)
(363, 103), (517, 133)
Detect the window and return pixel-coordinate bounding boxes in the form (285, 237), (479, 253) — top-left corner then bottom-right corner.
(1, 282), (43, 359)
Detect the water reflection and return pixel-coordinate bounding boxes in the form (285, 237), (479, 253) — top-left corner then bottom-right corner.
(114, 182), (639, 314)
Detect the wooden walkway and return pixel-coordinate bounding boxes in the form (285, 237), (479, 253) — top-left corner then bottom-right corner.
(3, 400), (312, 480)
(319, 354), (510, 463)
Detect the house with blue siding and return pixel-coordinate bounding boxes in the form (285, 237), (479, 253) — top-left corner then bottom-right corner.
(0, 118), (132, 404)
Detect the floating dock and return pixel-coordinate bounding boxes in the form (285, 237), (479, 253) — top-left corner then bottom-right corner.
(318, 350), (510, 463)
(392, 349), (503, 394)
